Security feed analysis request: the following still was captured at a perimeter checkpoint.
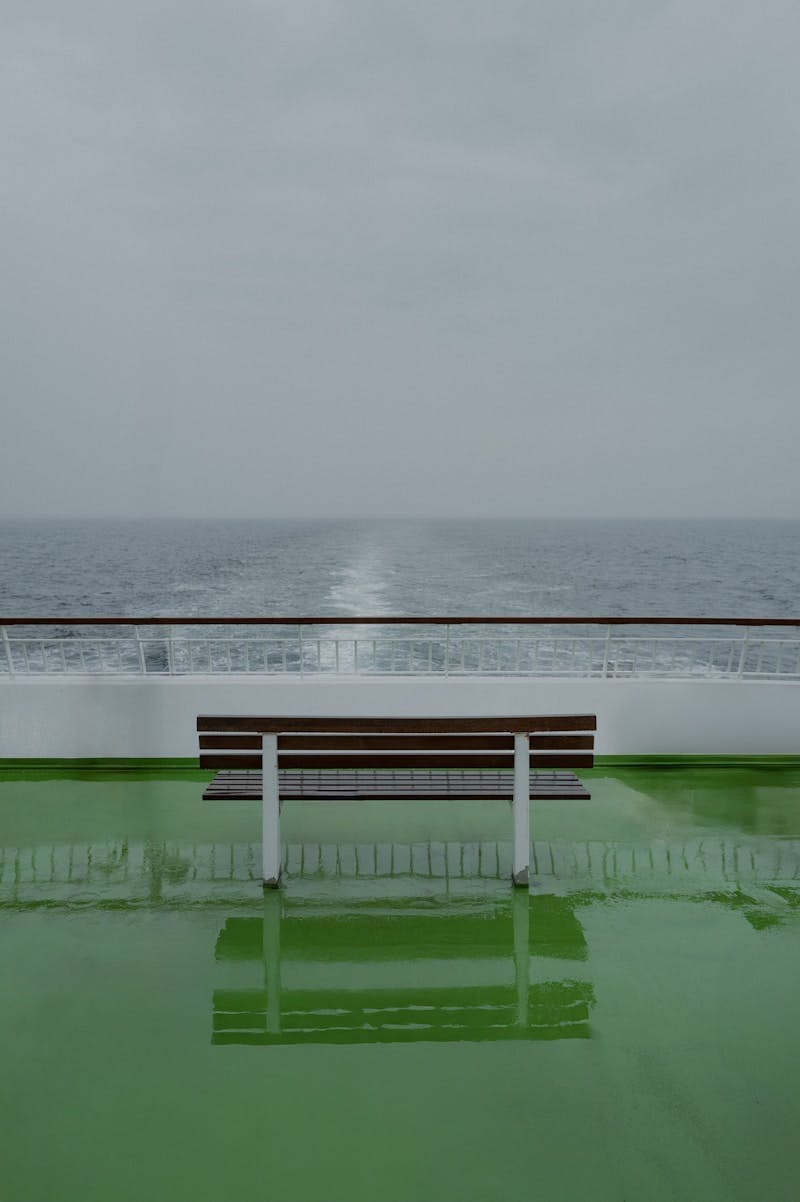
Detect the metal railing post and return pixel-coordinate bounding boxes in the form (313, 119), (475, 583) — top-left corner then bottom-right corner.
(1, 627), (14, 677)
(167, 626), (175, 675)
(134, 626), (146, 674)
(737, 631), (749, 679)
(444, 623), (450, 676)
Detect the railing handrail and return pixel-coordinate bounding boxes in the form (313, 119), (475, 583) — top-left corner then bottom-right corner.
(4, 617), (800, 679)
(2, 616), (800, 628)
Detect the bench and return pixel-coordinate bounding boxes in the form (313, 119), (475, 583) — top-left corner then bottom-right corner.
(198, 714), (596, 888)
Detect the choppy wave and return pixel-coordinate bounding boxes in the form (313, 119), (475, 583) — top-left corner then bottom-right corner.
(1, 517), (799, 620)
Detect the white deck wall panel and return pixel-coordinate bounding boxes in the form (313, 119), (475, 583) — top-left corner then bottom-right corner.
(1, 676), (800, 758)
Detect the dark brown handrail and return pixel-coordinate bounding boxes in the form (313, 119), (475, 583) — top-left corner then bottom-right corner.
(2, 616), (800, 628)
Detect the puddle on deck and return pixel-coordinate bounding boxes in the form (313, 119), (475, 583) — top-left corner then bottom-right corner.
(1, 766), (799, 1202)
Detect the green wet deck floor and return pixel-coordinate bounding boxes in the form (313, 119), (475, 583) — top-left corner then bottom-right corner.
(1, 766), (799, 1202)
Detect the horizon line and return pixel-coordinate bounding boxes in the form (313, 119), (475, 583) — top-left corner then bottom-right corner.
(2, 512), (799, 523)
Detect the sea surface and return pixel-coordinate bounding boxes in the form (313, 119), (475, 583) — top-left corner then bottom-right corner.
(1, 517), (799, 617)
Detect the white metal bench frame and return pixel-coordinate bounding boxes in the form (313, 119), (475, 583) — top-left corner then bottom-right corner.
(198, 716), (595, 889)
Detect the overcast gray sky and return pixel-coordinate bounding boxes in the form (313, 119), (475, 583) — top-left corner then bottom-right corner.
(2, 0), (799, 518)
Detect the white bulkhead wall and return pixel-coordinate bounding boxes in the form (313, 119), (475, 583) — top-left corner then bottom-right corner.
(1, 676), (800, 758)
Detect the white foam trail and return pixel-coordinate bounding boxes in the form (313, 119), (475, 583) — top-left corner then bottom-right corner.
(316, 548), (398, 667)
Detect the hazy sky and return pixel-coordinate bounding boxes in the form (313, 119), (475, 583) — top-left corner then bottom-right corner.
(3, 0), (799, 519)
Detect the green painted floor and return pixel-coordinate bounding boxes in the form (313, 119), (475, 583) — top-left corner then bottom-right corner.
(1, 765), (799, 1202)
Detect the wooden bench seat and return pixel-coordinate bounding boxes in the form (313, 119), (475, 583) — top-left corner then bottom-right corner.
(198, 715), (596, 888)
(203, 768), (591, 801)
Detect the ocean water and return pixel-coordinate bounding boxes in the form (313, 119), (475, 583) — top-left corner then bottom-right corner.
(1, 517), (799, 617)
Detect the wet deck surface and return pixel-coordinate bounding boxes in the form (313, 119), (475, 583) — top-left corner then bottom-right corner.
(1, 764), (799, 1201)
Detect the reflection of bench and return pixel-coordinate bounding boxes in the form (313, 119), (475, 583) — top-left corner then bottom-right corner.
(212, 893), (595, 1046)
(198, 715), (595, 887)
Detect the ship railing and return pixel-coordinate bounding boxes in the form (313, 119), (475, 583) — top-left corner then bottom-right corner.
(2, 836), (798, 898)
(1, 617), (800, 680)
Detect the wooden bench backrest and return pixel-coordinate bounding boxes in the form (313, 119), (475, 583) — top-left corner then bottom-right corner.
(197, 715), (596, 773)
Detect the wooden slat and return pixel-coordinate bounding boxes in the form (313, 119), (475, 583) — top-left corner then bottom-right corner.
(200, 753), (262, 770)
(531, 753), (594, 770)
(204, 786), (263, 800)
(199, 734), (263, 750)
(197, 714), (597, 734)
(277, 734), (515, 751)
(530, 734), (594, 750)
(282, 753), (515, 770)
(200, 753), (516, 771)
(201, 751), (593, 771)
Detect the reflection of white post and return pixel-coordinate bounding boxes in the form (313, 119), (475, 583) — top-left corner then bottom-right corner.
(512, 734), (530, 886)
(263, 891), (282, 1034)
(262, 734), (281, 887)
(512, 889), (530, 1028)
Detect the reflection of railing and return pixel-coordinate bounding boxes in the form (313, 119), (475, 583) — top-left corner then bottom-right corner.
(2, 617), (800, 678)
(2, 836), (798, 905)
(212, 894), (594, 1045)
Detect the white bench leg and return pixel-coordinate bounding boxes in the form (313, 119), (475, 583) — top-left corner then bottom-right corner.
(512, 734), (530, 887)
(262, 734), (281, 887)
